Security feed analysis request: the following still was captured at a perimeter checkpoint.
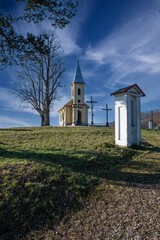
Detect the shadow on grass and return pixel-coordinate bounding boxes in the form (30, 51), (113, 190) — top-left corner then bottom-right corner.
(0, 148), (134, 177)
(0, 141), (159, 238)
(140, 141), (160, 152)
(0, 142), (159, 186)
(0, 128), (33, 132)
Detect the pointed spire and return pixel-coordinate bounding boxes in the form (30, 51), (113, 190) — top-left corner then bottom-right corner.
(72, 60), (84, 84)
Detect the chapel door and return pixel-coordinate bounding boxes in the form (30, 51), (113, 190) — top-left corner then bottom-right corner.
(78, 111), (82, 125)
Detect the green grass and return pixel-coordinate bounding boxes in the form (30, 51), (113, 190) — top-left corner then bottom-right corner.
(0, 127), (159, 239)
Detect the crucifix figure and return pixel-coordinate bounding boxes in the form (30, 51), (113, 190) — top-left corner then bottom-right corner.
(102, 104), (112, 127)
(86, 96), (97, 126)
(73, 102), (83, 125)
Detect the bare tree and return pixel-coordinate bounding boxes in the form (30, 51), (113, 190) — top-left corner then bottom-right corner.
(12, 32), (65, 126)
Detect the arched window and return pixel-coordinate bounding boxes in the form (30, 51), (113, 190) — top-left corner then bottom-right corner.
(78, 88), (81, 95)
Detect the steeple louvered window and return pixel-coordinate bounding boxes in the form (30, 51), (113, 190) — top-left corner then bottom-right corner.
(78, 88), (81, 95)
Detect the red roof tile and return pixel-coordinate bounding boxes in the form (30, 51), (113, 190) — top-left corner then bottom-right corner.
(110, 84), (146, 96)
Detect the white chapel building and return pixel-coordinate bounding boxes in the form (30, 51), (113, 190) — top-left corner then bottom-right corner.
(58, 61), (89, 126)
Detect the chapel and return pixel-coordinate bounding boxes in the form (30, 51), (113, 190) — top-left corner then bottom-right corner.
(58, 61), (89, 126)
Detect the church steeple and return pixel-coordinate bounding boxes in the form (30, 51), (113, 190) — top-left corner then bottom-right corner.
(71, 60), (85, 105)
(72, 60), (84, 84)
(58, 60), (89, 126)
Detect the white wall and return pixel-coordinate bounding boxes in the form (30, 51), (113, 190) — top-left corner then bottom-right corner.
(136, 97), (141, 146)
(71, 83), (84, 104)
(115, 93), (141, 147)
(59, 110), (64, 126)
(115, 95), (127, 146)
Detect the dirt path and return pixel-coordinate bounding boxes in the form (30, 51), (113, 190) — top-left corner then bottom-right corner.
(26, 151), (160, 240)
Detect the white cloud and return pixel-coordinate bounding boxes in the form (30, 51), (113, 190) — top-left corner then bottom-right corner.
(56, 27), (81, 56)
(14, 19), (81, 56)
(50, 94), (71, 117)
(0, 87), (38, 114)
(0, 86), (69, 118)
(0, 116), (31, 128)
(83, 3), (160, 89)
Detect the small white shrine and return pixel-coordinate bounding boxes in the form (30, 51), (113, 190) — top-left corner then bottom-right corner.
(111, 84), (145, 147)
(148, 120), (153, 129)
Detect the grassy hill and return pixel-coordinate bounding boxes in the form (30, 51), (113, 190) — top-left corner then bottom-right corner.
(0, 127), (159, 239)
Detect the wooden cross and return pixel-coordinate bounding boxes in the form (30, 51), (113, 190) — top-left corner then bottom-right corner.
(102, 104), (112, 127)
(86, 96), (97, 126)
(151, 110), (154, 127)
(73, 102), (83, 125)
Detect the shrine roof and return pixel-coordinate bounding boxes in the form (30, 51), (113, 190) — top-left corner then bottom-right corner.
(110, 84), (146, 97)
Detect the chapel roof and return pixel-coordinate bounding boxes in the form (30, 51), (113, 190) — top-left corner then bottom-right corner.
(58, 99), (73, 112)
(58, 99), (89, 112)
(110, 84), (146, 97)
(72, 60), (84, 84)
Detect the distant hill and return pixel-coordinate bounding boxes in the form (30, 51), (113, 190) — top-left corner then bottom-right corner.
(141, 110), (160, 128)
(109, 110), (160, 129)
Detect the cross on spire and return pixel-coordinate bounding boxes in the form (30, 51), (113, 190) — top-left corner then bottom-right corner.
(86, 96), (97, 126)
(102, 104), (112, 127)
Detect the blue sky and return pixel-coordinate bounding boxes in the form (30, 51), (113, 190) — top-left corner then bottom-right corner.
(0, 0), (160, 127)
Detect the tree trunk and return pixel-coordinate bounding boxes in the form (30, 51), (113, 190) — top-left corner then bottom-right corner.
(44, 81), (50, 126)
(41, 114), (45, 126)
(44, 109), (50, 126)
